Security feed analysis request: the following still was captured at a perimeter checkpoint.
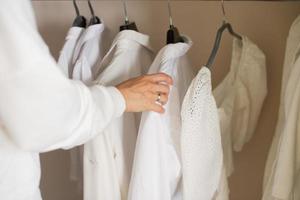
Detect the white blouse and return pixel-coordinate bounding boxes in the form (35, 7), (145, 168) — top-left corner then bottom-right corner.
(84, 30), (154, 200)
(181, 66), (223, 200)
(128, 37), (194, 200)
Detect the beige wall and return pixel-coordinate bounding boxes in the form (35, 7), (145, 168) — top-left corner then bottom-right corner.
(32, 1), (300, 200)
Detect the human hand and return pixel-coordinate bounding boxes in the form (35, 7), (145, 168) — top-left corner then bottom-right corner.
(116, 73), (173, 113)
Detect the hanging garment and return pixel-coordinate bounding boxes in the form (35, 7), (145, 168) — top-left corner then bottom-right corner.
(57, 26), (85, 77)
(73, 22), (106, 192)
(262, 55), (300, 200)
(128, 37), (194, 200)
(57, 25), (86, 189)
(72, 23), (105, 85)
(67, 23), (106, 193)
(84, 30), (153, 200)
(180, 66), (223, 200)
(0, 1), (126, 200)
(213, 36), (267, 177)
(214, 167), (230, 200)
(212, 36), (266, 200)
(263, 14), (300, 200)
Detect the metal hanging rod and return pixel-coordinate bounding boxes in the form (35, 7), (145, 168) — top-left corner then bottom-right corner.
(31, 0), (300, 2)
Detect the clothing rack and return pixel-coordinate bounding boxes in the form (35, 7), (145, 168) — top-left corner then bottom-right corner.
(31, 0), (299, 2)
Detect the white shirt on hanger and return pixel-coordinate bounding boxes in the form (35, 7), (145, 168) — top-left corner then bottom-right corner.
(84, 30), (154, 200)
(0, 2), (125, 200)
(57, 26), (85, 77)
(263, 14), (300, 200)
(181, 66), (223, 200)
(72, 23), (105, 85)
(128, 37), (195, 200)
(66, 22), (106, 192)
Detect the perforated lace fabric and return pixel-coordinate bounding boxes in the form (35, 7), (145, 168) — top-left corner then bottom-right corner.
(181, 67), (223, 200)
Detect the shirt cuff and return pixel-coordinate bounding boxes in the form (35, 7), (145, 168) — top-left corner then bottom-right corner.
(105, 86), (126, 117)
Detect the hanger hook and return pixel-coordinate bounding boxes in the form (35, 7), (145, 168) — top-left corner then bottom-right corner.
(88, 0), (95, 18)
(221, 0), (228, 23)
(73, 0), (80, 16)
(167, 0), (174, 28)
(122, 0), (129, 24)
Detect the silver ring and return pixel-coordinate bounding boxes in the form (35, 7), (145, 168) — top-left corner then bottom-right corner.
(156, 93), (161, 104)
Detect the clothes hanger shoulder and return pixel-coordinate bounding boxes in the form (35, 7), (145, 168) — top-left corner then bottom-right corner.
(120, 21), (138, 32)
(206, 22), (242, 69)
(72, 0), (86, 28)
(167, 25), (184, 44)
(73, 16), (87, 28)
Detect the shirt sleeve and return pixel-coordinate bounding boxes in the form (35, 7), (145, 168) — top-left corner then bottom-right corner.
(0, 1), (126, 152)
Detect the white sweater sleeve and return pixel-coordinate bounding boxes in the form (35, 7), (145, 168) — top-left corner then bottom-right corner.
(0, 1), (126, 152)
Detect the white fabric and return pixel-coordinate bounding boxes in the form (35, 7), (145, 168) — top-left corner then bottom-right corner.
(181, 66), (223, 200)
(273, 55), (300, 199)
(57, 26), (84, 77)
(263, 14), (300, 200)
(0, 1), (126, 200)
(72, 23), (105, 85)
(128, 37), (194, 200)
(67, 23), (105, 192)
(262, 54), (300, 200)
(214, 167), (230, 200)
(213, 36), (266, 200)
(84, 30), (153, 200)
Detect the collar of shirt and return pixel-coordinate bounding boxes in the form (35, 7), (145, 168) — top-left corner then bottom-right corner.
(111, 30), (153, 52)
(94, 30), (154, 79)
(81, 23), (105, 43)
(72, 23), (105, 64)
(148, 36), (193, 75)
(66, 26), (85, 40)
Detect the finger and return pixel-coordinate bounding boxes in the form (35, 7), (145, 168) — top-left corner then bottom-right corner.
(147, 73), (173, 85)
(150, 92), (168, 105)
(148, 102), (165, 114)
(150, 83), (170, 94)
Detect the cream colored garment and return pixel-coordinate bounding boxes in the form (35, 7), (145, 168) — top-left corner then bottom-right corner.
(128, 37), (194, 200)
(0, 1), (126, 200)
(214, 36), (267, 176)
(181, 67), (223, 200)
(262, 55), (300, 200)
(263, 14), (300, 200)
(84, 30), (153, 200)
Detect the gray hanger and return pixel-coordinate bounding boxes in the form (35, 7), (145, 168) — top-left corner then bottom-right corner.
(206, 0), (242, 68)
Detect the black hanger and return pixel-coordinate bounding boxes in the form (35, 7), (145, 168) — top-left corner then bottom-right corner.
(119, 0), (138, 32)
(167, 25), (184, 44)
(166, 0), (183, 44)
(72, 0), (86, 28)
(206, 1), (242, 68)
(88, 0), (101, 26)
